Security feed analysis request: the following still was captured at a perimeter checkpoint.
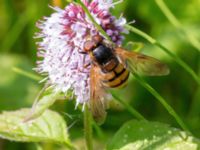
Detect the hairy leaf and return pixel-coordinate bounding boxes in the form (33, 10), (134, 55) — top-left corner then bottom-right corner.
(0, 108), (70, 145)
(107, 120), (200, 150)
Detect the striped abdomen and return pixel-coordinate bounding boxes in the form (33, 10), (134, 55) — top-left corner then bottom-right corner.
(101, 59), (130, 88)
(92, 44), (129, 88)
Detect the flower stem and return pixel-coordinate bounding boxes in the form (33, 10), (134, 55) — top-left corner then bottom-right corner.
(84, 105), (93, 150)
(133, 73), (190, 133)
(125, 24), (200, 85)
(111, 91), (147, 121)
(155, 0), (200, 52)
(92, 121), (105, 140)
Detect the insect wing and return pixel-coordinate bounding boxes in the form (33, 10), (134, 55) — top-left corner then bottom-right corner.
(115, 47), (170, 76)
(90, 64), (107, 124)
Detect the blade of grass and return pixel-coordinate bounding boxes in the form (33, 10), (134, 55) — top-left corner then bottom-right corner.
(125, 24), (200, 85)
(155, 0), (200, 52)
(133, 73), (190, 133)
(12, 67), (42, 81)
(92, 121), (105, 140)
(1, 7), (34, 52)
(111, 91), (146, 121)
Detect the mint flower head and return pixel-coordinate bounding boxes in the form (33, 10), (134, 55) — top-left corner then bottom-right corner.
(35, 0), (128, 107)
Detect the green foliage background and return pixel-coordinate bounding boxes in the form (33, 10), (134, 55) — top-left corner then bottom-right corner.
(0, 0), (199, 149)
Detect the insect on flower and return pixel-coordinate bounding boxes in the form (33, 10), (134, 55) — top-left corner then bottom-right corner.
(83, 34), (169, 123)
(35, 0), (169, 124)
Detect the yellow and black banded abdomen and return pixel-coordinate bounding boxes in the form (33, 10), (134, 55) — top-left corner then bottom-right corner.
(101, 63), (130, 88)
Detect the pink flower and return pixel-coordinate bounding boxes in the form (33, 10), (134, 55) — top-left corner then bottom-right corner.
(35, 0), (127, 107)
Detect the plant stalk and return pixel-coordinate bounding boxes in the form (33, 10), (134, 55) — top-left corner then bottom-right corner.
(12, 67), (42, 81)
(133, 73), (190, 133)
(111, 91), (147, 121)
(84, 105), (93, 150)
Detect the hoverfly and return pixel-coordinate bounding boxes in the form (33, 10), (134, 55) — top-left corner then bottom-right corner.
(83, 35), (169, 123)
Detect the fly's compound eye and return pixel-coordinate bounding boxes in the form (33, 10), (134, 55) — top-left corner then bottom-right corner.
(93, 35), (103, 43)
(84, 41), (96, 52)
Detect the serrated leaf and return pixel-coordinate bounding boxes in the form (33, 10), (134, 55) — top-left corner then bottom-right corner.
(0, 108), (70, 145)
(107, 120), (200, 150)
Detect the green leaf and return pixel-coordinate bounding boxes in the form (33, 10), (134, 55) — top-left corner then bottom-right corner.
(0, 108), (70, 145)
(24, 87), (62, 122)
(107, 120), (200, 150)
